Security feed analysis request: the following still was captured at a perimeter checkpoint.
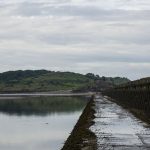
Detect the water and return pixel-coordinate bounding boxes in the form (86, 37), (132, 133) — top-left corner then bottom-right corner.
(0, 96), (88, 150)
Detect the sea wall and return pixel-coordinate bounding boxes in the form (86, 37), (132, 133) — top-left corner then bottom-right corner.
(61, 95), (97, 150)
(103, 78), (150, 123)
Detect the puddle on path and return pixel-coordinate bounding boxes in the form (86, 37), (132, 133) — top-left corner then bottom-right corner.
(91, 95), (150, 150)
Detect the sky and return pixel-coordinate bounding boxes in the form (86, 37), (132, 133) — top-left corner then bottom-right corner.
(0, 0), (150, 80)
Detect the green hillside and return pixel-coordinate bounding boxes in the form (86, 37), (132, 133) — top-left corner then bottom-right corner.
(0, 70), (130, 93)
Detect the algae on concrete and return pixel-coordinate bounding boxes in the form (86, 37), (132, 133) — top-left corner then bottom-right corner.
(61, 95), (97, 150)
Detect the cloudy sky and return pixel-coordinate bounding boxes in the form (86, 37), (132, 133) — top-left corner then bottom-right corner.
(0, 0), (150, 80)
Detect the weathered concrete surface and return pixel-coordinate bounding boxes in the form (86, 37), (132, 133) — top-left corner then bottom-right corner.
(91, 95), (150, 150)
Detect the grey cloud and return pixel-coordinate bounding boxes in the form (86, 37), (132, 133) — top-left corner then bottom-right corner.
(38, 30), (150, 46)
(2, 2), (150, 21)
(0, 48), (150, 67)
(0, 0), (150, 79)
(21, 5), (150, 21)
(64, 52), (150, 64)
(0, 50), (150, 80)
(1, 24), (150, 46)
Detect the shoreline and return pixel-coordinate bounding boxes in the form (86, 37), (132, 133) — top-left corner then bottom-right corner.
(0, 92), (94, 99)
(61, 95), (97, 150)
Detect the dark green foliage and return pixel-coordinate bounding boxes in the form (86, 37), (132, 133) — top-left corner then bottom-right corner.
(85, 73), (130, 85)
(0, 70), (49, 83)
(0, 70), (93, 92)
(0, 70), (130, 92)
(105, 77), (130, 85)
(85, 73), (98, 80)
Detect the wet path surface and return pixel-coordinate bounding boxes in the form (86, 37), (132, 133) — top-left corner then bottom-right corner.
(91, 95), (150, 150)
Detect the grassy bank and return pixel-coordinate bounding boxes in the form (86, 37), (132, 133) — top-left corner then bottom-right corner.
(0, 70), (129, 93)
(61, 95), (97, 150)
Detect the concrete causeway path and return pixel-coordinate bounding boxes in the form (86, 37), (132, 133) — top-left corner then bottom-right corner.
(91, 95), (150, 150)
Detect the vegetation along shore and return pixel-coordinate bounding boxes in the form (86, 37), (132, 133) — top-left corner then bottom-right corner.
(0, 70), (129, 93)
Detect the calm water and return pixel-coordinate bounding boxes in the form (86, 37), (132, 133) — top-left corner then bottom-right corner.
(0, 96), (88, 150)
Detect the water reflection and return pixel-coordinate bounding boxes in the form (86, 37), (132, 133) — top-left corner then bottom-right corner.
(0, 96), (88, 116)
(0, 96), (88, 150)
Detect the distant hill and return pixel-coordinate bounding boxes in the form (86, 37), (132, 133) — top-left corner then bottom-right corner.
(0, 70), (130, 93)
